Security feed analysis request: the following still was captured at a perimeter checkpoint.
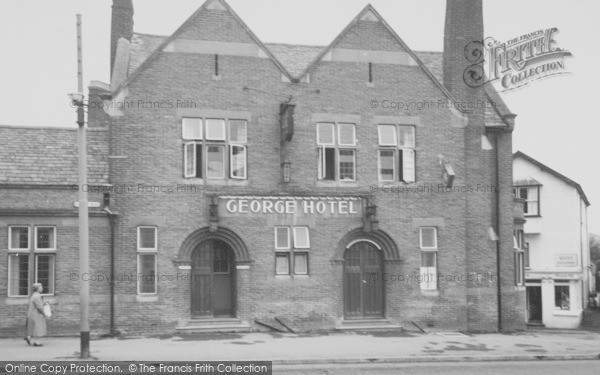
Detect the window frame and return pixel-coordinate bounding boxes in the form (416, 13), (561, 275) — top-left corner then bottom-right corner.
(377, 149), (396, 182)
(35, 253), (55, 296)
(274, 226), (310, 276)
(182, 117), (203, 140)
(137, 253), (157, 295)
(316, 122), (335, 146)
(317, 122), (358, 182)
(274, 226), (291, 250)
(7, 253), (30, 297)
(337, 123), (356, 146)
(8, 226), (30, 251)
(292, 226), (310, 249)
(229, 145), (247, 180)
(137, 226), (158, 252)
(420, 251), (437, 291)
(554, 281), (570, 310)
(515, 186), (540, 217)
(378, 124), (416, 183)
(336, 148), (356, 181)
(419, 227), (438, 250)
(34, 226), (56, 251)
(228, 119), (247, 144)
(275, 252), (291, 275)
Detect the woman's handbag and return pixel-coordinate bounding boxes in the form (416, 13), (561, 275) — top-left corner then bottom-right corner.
(43, 302), (52, 319)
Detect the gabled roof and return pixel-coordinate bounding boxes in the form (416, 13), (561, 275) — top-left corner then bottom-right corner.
(112, 0), (295, 96)
(514, 151), (590, 206)
(0, 125), (109, 186)
(265, 43), (324, 78)
(295, 4), (461, 109)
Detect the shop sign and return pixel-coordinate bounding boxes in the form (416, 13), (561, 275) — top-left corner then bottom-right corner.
(554, 254), (578, 267)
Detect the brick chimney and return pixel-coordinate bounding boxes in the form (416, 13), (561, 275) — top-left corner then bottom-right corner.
(442, 0), (483, 104)
(111, 0), (134, 78)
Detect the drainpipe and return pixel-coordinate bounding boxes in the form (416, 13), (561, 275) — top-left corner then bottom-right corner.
(495, 134), (502, 331)
(103, 206), (118, 336)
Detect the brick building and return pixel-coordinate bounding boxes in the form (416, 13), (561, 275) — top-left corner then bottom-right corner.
(0, 0), (526, 336)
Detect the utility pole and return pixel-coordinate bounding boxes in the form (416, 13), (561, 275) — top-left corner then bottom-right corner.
(75, 13), (90, 359)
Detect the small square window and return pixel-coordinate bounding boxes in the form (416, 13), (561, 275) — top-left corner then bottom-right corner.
(275, 227), (290, 249)
(137, 227), (157, 251)
(229, 120), (247, 143)
(182, 118), (203, 140)
(205, 119), (226, 141)
(294, 253), (308, 275)
(338, 123), (356, 146)
(420, 227), (437, 249)
(378, 125), (397, 146)
(35, 227), (56, 250)
(276, 253), (290, 275)
(317, 123), (335, 145)
(9, 226), (29, 251)
(293, 227), (310, 248)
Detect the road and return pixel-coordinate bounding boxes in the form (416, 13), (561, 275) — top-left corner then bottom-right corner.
(275, 360), (599, 374)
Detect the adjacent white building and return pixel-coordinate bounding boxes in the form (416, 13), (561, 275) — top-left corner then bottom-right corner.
(513, 151), (591, 329)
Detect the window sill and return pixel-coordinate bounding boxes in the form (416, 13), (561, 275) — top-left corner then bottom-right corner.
(420, 290), (439, 296)
(179, 178), (250, 187)
(5, 297), (30, 305)
(553, 309), (581, 317)
(316, 180), (358, 188)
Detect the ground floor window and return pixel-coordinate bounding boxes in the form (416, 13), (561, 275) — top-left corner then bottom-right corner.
(554, 282), (570, 310)
(137, 253), (157, 294)
(274, 226), (310, 275)
(8, 253), (55, 297)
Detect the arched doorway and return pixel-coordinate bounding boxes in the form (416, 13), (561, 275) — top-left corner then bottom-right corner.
(191, 239), (235, 317)
(343, 241), (384, 318)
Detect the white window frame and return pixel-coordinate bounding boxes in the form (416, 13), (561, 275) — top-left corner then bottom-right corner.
(337, 149), (356, 181)
(293, 226), (310, 249)
(275, 252), (291, 275)
(377, 149), (396, 182)
(378, 124), (397, 146)
(8, 226), (30, 251)
(316, 123), (335, 146)
(205, 118), (226, 141)
(34, 226), (56, 251)
(398, 125), (415, 147)
(420, 251), (437, 291)
(35, 253), (55, 296)
(337, 123), (356, 146)
(183, 142), (197, 178)
(137, 253), (157, 295)
(205, 144), (226, 179)
(229, 145), (247, 180)
(554, 281), (571, 310)
(274, 226), (291, 250)
(515, 250), (525, 286)
(182, 118), (203, 140)
(293, 252), (309, 275)
(419, 227), (438, 249)
(228, 119), (247, 144)
(7, 253), (29, 297)
(137, 226), (157, 251)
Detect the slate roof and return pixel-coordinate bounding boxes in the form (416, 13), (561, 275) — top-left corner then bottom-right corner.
(0, 126), (109, 185)
(514, 151), (590, 206)
(128, 33), (168, 76)
(264, 43), (324, 78)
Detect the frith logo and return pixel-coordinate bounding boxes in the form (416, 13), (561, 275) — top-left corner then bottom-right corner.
(463, 28), (572, 92)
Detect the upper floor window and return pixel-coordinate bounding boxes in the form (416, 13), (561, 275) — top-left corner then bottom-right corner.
(513, 186), (540, 216)
(183, 118), (247, 180)
(317, 122), (356, 181)
(378, 124), (415, 183)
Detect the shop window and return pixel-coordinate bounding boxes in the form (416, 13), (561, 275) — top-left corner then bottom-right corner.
(137, 226), (157, 294)
(554, 282), (570, 310)
(317, 122), (356, 181)
(419, 227), (438, 290)
(378, 124), (415, 183)
(513, 186), (540, 216)
(183, 118), (247, 180)
(274, 226), (310, 275)
(7, 226), (56, 297)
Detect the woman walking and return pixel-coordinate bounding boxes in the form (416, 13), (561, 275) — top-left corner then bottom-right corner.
(24, 283), (46, 347)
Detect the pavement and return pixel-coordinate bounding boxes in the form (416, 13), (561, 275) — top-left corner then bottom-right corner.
(1, 329), (599, 365)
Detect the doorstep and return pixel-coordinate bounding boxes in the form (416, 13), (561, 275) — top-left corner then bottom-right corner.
(175, 318), (252, 334)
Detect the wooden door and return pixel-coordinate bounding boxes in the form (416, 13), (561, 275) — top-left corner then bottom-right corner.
(527, 285), (542, 323)
(344, 242), (383, 318)
(191, 240), (234, 317)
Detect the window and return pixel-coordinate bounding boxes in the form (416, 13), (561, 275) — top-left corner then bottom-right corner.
(35, 227), (56, 250)
(9, 226), (29, 250)
(419, 227), (438, 290)
(514, 251), (525, 286)
(275, 226), (310, 275)
(378, 124), (416, 183)
(514, 186), (540, 216)
(317, 122), (356, 181)
(182, 118), (247, 180)
(420, 227), (437, 249)
(137, 227), (157, 251)
(7, 226), (56, 297)
(554, 282), (570, 310)
(137, 227), (157, 294)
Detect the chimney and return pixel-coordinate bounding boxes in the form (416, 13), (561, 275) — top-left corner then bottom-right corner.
(442, 0), (483, 104)
(111, 0), (134, 78)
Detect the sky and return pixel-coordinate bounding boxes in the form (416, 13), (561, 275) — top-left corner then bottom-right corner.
(0, 0), (598, 233)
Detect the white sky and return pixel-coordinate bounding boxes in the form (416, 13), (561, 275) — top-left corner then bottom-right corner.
(0, 0), (598, 233)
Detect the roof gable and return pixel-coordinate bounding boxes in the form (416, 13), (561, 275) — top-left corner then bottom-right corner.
(113, 0), (294, 95)
(514, 151), (590, 206)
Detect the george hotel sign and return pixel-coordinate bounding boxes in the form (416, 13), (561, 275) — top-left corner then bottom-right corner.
(219, 196), (363, 217)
